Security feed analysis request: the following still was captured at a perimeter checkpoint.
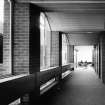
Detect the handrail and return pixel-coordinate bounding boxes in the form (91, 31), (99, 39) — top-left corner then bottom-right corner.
(40, 66), (59, 72)
(0, 74), (28, 83)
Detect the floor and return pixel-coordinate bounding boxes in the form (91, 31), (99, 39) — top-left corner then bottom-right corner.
(39, 66), (105, 105)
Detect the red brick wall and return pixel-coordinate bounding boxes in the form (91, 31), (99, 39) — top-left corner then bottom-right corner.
(13, 3), (29, 74)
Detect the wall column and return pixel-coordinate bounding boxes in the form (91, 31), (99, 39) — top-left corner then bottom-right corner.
(29, 4), (40, 104)
(58, 32), (62, 80)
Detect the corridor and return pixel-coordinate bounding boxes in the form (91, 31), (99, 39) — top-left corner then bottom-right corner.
(40, 66), (105, 105)
(1, 0), (105, 105)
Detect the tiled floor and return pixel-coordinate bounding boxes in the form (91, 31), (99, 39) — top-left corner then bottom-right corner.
(39, 66), (105, 105)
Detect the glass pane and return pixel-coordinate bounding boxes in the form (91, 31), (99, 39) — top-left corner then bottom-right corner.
(62, 34), (68, 65)
(0, 0), (4, 63)
(0, 0), (11, 75)
(40, 13), (51, 71)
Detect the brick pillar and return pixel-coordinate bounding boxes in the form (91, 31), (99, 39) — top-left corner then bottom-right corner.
(11, 1), (30, 104)
(99, 34), (105, 83)
(13, 2), (29, 75)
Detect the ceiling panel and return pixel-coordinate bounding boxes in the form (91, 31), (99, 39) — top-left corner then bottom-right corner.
(46, 13), (105, 31)
(17, 0), (105, 3)
(36, 1), (105, 32)
(37, 3), (105, 13)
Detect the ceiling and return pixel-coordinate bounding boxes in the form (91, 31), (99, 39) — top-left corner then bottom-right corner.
(17, 0), (105, 45)
(17, 0), (105, 32)
(33, 1), (105, 33)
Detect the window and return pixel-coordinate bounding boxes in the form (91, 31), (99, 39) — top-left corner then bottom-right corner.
(0, 0), (4, 63)
(0, 0), (11, 75)
(40, 13), (51, 70)
(40, 13), (45, 69)
(62, 34), (69, 65)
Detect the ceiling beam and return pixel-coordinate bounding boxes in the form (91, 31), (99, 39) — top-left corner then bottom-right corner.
(31, 1), (105, 4)
(16, 0), (105, 4)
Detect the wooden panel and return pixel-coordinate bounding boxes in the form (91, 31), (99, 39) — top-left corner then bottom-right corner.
(0, 74), (35, 105)
(29, 4), (41, 104)
(62, 64), (73, 73)
(40, 67), (60, 86)
(29, 4), (40, 73)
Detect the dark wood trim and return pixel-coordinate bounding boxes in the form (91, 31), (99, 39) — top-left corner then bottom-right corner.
(29, 4), (40, 73)
(62, 64), (72, 73)
(40, 67), (60, 86)
(58, 32), (62, 80)
(29, 4), (41, 104)
(0, 74), (35, 105)
(59, 32), (62, 67)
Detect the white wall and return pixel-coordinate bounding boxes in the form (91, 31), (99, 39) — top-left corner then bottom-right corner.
(68, 33), (99, 45)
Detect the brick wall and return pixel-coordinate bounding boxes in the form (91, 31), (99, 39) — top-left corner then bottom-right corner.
(13, 3), (29, 74)
(50, 31), (59, 67)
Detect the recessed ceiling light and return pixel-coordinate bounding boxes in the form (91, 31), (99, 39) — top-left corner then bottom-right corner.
(87, 32), (93, 33)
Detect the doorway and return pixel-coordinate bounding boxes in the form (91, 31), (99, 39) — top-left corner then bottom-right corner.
(74, 46), (94, 69)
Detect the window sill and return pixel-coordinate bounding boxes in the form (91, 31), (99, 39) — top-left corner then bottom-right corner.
(40, 66), (59, 72)
(0, 74), (28, 83)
